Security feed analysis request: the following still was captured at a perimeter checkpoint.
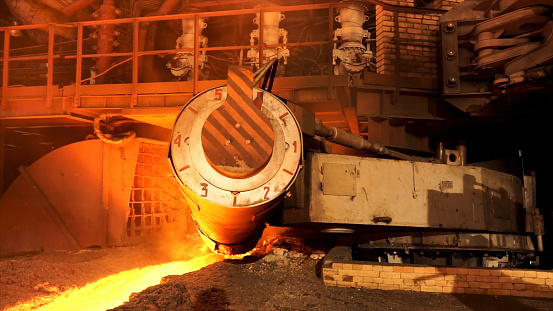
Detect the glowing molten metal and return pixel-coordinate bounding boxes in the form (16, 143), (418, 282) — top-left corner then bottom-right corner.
(5, 254), (221, 311)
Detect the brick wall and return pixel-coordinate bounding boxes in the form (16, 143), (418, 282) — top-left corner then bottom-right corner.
(375, 0), (441, 78)
(323, 261), (553, 298)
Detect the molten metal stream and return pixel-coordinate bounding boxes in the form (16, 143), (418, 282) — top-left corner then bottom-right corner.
(5, 254), (222, 311)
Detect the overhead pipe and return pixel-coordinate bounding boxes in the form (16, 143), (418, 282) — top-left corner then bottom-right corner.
(63, 0), (98, 18)
(93, 113), (136, 145)
(5, 0), (76, 40)
(137, 0), (181, 81)
(35, 0), (66, 11)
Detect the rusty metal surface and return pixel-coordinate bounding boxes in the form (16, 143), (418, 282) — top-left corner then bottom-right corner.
(0, 140), (105, 254)
(0, 138), (149, 254)
(103, 139), (142, 246)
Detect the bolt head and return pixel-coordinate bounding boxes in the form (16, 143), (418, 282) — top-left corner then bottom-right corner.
(444, 22), (455, 33)
(446, 77), (457, 87)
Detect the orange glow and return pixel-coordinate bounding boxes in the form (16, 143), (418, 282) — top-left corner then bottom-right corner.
(4, 253), (222, 311)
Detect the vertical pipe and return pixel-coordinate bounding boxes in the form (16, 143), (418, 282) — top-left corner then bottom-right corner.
(96, 0), (116, 83)
(0, 127), (5, 196)
(132, 20), (139, 107)
(193, 14), (199, 95)
(258, 8), (264, 68)
(74, 24), (83, 107)
(328, 4), (334, 99)
(393, 8), (400, 103)
(47, 25), (55, 109)
(2, 30), (9, 111)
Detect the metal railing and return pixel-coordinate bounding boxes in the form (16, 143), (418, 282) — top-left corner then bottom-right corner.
(0, 1), (445, 111)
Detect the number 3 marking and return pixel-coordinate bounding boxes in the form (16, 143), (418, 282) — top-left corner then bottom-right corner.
(200, 183), (208, 197)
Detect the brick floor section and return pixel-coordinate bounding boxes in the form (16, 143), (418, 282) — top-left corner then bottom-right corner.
(322, 247), (553, 298)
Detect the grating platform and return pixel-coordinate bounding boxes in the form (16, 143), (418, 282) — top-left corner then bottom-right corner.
(126, 142), (185, 239)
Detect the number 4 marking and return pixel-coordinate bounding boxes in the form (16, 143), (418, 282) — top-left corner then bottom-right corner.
(173, 134), (181, 147)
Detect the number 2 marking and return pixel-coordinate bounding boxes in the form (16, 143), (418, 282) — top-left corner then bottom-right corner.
(263, 186), (270, 200)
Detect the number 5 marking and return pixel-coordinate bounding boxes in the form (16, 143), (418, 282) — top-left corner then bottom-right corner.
(214, 88), (223, 101)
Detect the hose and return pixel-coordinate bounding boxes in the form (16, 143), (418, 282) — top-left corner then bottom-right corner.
(315, 124), (436, 163)
(93, 113), (136, 144)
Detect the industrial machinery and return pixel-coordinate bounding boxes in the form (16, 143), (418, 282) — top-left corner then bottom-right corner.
(168, 58), (544, 268)
(1, 0), (552, 269)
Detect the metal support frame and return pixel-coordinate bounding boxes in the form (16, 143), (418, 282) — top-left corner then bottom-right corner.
(47, 25), (55, 109)
(74, 24), (83, 108)
(132, 20), (139, 107)
(2, 30), (9, 111)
